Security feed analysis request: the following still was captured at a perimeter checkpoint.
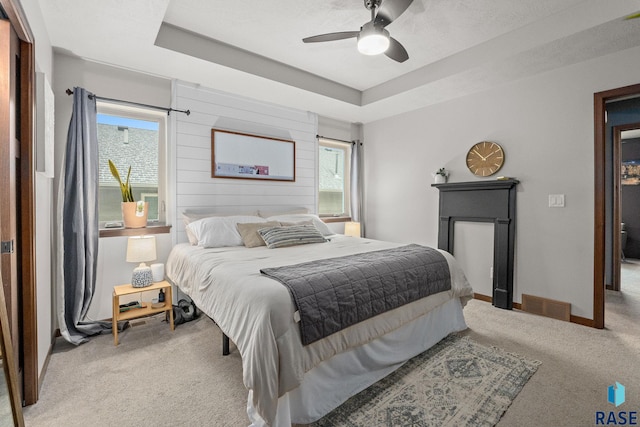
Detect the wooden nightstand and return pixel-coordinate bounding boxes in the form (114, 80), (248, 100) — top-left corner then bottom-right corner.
(112, 280), (175, 345)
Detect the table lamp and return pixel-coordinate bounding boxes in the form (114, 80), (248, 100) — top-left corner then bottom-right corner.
(126, 235), (157, 288)
(344, 221), (361, 237)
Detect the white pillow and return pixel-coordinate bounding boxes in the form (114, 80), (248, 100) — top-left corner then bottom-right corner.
(185, 226), (199, 246)
(186, 215), (266, 248)
(182, 210), (260, 245)
(265, 214), (334, 236)
(182, 210), (259, 226)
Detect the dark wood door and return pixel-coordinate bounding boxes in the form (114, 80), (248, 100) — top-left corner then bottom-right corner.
(0, 17), (22, 388)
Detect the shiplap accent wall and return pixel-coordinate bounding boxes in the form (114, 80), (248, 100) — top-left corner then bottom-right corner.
(171, 80), (318, 243)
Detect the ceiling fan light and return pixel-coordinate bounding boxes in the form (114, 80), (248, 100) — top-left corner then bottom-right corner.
(357, 33), (389, 55)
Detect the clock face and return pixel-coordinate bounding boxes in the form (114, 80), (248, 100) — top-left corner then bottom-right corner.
(466, 141), (505, 177)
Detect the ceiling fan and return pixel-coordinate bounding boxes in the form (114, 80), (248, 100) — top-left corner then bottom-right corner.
(302, 0), (414, 63)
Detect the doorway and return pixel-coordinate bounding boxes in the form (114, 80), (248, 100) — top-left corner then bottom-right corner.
(594, 83), (640, 329)
(0, 0), (38, 405)
(614, 122), (640, 292)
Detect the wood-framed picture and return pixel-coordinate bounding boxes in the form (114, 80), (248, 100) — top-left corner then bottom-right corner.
(622, 159), (640, 185)
(211, 128), (296, 182)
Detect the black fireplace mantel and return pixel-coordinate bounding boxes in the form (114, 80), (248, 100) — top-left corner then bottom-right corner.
(431, 179), (519, 309)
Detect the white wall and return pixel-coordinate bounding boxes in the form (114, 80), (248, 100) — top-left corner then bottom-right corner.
(172, 81), (319, 244)
(90, 234), (174, 319)
(21, 0), (54, 380)
(453, 222), (494, 297)
(52, 54), (172, 321)
(34, 173), (52, 377)
(21, 0), (53, 76)
(364, 44), (640, 319)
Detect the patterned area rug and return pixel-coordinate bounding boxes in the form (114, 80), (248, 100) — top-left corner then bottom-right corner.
(311, 334), (541, 427)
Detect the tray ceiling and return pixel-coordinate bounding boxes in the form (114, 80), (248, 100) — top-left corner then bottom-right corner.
(38, 0), (640, 123)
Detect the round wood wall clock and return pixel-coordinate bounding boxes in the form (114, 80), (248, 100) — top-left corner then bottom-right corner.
(466, 141), (505, 177)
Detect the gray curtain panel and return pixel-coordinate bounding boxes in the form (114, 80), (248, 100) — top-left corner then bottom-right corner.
(57, 87), (111, 345)
(350, 141), (364, 236)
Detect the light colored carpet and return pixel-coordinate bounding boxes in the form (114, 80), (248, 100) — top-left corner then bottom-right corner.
(24, 272), (640, 427)
(311, 334), (540, 426)
(0, 360), (12, 425)
(461, 294), (640, 427)
(24, 315), (249, 427)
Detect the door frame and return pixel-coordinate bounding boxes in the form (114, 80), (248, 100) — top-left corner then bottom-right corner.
(594, 83), (640, 330)
(0, 0), (37, 405)
(611, 121), (640, 292)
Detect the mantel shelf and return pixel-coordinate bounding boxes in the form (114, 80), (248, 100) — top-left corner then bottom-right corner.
(431, 179), (519, 191)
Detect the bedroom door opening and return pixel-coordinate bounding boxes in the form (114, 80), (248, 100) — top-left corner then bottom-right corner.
(616, 122), (640, 294)
(594, 84), (640, 329)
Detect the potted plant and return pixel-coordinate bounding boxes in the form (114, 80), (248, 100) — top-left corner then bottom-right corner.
(433, 168), (449, 184)
(108, 160), (148, 228)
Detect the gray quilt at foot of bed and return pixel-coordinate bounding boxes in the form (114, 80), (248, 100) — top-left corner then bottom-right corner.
(260, 244), (451, 345)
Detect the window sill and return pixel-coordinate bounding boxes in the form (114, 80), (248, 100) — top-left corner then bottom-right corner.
(99, 222), (171, 238)
(320, 216), (352, 224)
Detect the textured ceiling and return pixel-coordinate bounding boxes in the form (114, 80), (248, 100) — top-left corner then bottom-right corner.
(163, 0), (585, 90)
(37, 0), (640, 123)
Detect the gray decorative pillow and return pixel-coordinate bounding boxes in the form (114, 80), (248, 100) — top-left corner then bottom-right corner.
(265, 214), (334, 236)
(278, 220), (314, 227)
(237, 221), (280, 248)
(258, 224), (327, 249)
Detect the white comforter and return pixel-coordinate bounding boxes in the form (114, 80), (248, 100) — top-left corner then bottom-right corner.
(166, 236), (473, 425)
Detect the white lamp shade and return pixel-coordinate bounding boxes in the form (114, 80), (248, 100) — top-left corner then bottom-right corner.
(344, 222), (361, 237)
(126, 236), (157, 263)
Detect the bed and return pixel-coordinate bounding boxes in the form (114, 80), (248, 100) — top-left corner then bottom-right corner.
(166, 214), (473, 426)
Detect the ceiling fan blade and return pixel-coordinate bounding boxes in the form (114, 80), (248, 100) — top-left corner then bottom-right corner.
(303, 31), (360, 43)
(385, 37), (409, 62)
(375, 0), (414, 27)
(625, 12), (640, 20)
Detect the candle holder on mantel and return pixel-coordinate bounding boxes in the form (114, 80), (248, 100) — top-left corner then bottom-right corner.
(433, 168), (448, 184)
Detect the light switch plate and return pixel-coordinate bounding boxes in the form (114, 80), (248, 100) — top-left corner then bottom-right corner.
(549, 194), (565, 208)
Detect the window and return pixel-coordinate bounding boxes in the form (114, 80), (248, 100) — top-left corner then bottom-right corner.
(318, 139), (351, 217)
(97, 104), (167, 225)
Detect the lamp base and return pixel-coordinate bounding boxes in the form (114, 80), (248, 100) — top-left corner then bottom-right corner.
(131, 264), (153, 288)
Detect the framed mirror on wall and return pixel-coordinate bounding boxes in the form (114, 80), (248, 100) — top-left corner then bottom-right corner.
(0, 273), (24, 426)
(211, 128), (296, 182)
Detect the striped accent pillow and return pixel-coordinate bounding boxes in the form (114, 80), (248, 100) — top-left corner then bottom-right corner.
(258, 224), (327, 249)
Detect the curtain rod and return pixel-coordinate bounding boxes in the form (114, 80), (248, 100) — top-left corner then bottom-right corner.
(65, 88), (190, 116)
(316, 134), (356, 145)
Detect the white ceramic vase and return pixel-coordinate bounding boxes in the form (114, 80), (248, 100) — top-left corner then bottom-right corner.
(434, 174), (447, 184)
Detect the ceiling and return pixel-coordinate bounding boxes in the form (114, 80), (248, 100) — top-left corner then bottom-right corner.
(37, 0), (640, 124)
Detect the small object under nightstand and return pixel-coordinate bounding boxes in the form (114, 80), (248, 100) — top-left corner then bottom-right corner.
(112, 280), (174, 346)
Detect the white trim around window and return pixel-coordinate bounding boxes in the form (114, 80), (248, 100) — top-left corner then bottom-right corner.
(318, 138), (352, 218)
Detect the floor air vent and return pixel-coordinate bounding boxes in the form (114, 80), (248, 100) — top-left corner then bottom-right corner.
(521, 294), (570, 321)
